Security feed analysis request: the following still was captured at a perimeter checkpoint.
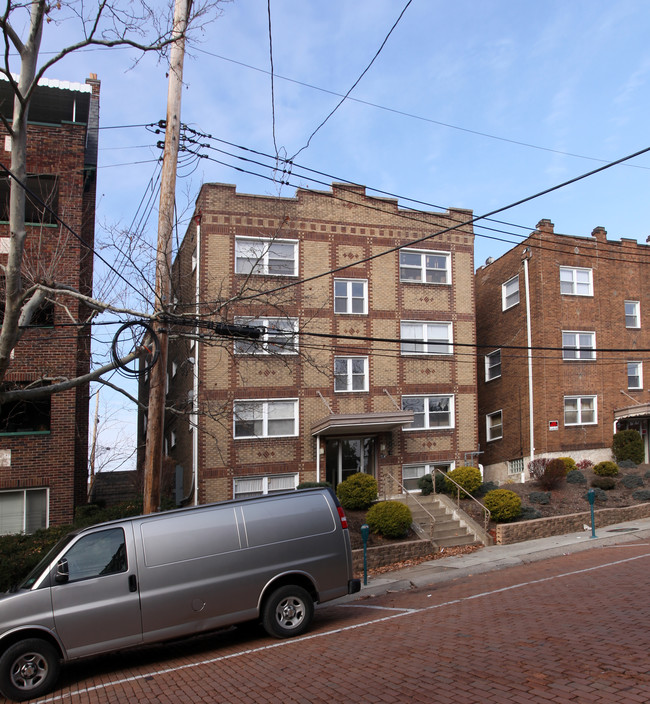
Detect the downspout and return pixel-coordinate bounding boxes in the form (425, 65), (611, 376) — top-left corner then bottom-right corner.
(522, 250), (534, 482)
(316, 435), (321, 482)
(192, 219), (201, 505)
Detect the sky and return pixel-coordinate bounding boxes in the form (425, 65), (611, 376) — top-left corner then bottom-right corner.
(26, 0), (650, 471)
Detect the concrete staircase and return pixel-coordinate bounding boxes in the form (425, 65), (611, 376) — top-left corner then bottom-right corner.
(399, 493), (493, 548)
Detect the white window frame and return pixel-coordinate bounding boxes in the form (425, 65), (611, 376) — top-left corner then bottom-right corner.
(486, 410), (503, 441)
(234, 317), (298, 355)
(401, 461), (456, 492)
(625, 300), (640, 329)
(399, 248), (451, 285)
(235, 236), (298, 277)
(402, 395), (455, 431)
(628, 361), (643, 390)
(334, 279), (368, 315)
(562, 331), (596, 361)
(0, 488), (49, 535)
(334, 356), (369, 393)
(485, 349), (502, 381)
(560, 266), (593, 296)
(508, 458), (524, 475)
(233, 473), (299, 498)
(502, 275), (519, 310)
(564, 395), (597, 426)
(233, 399), (298, 439)
(400, 321), (453, 355)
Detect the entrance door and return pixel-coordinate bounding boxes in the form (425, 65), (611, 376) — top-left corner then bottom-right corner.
(325, 437), (375, 488)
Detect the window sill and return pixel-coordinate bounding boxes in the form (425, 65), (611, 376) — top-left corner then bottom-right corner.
(0, 430), (50, 437)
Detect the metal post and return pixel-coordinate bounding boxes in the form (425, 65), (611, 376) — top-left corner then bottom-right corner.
(361, 524), (370, 585)
(588, 488), (597, 539)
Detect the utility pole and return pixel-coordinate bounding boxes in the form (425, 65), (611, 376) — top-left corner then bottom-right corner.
(143, 0), (189, 514)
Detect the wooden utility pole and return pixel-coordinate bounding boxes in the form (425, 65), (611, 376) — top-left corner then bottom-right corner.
(143, 0), (189, 514)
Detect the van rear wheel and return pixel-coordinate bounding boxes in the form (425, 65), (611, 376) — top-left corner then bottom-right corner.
(0, 638), (61, 702)
(262, 585), (314, 638)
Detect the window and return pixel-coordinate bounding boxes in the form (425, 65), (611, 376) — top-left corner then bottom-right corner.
(334, 279), (367, 314)
(628, 362), (643, 390)
(485, 350), (501, 381)
(402, 462), (455, 492)
(400, 321), (452, 355)
(334, 357), (368, 392)
(233, 473), (298, 498)
(625, 301), (640, 328)
(0, 174), (58, 225)
(562, 331), (596, 361)
(502, 276), (519, 310)
(233, 399), (298, 438)
(0, 488), (48, 535)
(560, 267), (593, 296)
(0, 385), (50, 434)
(235, 237), (297, 276)
(486, 411), (503, 441)
(62, 528), (127, 583)
(234, 317), (298, 355)
(508, 458), (524, 475)
(402, 395), (454, 430)
(399, 249), (450, 284)
(564, 396), (597, 426)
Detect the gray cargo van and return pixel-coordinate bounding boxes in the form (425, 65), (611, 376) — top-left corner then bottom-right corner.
(0, 488), (360, 701)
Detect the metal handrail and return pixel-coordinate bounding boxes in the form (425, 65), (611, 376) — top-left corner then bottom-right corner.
(384, 470), (437, 539)
(431, 468), (491, 531)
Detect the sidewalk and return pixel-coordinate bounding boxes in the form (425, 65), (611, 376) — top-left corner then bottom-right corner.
(345, 516), (650, 599)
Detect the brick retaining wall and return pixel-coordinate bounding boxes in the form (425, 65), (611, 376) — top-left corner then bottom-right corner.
(352, 540), (434, 575)
(496, 502), (650, 544)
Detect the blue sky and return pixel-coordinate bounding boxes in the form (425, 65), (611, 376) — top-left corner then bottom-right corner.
(34, 0), (650, 469)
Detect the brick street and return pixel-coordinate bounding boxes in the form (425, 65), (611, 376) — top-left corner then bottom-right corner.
(10, 542), (650, 704)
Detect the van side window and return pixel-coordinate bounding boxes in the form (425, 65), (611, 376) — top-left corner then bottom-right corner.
(62, 528), (127, 583)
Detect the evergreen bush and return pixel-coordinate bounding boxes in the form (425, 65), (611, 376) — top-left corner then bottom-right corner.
(591, 476), (616, 490)
(584, 487), (608, 502)
(297, 481), (332, 489)
(528, 491), (551, 505)
(594, 461), (619, 477)
(632, 489), (650, 502)
(475, 481), (499, 498)
(336, 473), (378, 510)
(612, 429), (644, 465)
(621, 475), (644, 489)
(444, 466), (482, 496)
(366, 501), (412, 539)
(484, 489), (522, 522)
(418, 473), (433, 496)
(559, 457), (577, 473)
(566, 470), (587, 485)
(519, 506), (542, 521)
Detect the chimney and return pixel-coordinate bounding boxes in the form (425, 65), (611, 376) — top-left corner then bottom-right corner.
(591, 226), (607, 243)
(536, 219), (554, 234)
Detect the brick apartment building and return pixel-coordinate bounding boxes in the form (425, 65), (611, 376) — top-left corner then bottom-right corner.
(475, 219), (650, 484)
(0, 75), (100, 533)
(156, 182), (478, 504)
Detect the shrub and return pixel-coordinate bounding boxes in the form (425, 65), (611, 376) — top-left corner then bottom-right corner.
(444, 466), (482, 496)
(528, 491), (551, 505)
(336, 473), (377, 510)
(366, 501), (412, 539)
(519, 506), (542, 521)
(632, 489), (650, 502)
(559, 457), (577, 473)
(566, 470), (587, 485)
(418, 474), (433, 496)
(591, 476), (616, 490)
(584, 487), (608, 503)
(475, 481), (499, 498)
(536, 459), (567, 491)
(484, 489), (522, 522)
(528, 458), (549, 481)
(621, 475), (644, 489)
(613, 429), (644, 465)
(297, 481), (331, 489)
(618, 459), (638, 469)
(594, 461), (619, 477)
(645, 470), (650, 480)
(576, 459), (594, 471)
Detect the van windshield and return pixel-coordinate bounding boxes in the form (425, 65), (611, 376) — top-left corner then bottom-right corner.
(17, 532), (78, 590)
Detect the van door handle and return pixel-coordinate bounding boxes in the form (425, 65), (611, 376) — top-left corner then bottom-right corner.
(128, 574), (138, 593)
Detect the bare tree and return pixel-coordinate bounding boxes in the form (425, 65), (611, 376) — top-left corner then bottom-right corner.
(0, 0), (222, 405)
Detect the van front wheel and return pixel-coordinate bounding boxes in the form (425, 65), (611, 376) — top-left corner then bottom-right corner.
(0, 638), (61, 702)
(262, 585), (314, 638)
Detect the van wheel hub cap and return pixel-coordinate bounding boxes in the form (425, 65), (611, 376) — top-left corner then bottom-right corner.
(277, 597), (304, 627)
(12, 653), (47, 690)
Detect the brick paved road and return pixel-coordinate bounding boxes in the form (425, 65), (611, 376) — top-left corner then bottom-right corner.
(6, 542), (650, 704)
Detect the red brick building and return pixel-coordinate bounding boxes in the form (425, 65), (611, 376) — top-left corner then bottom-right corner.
(475, 219), (650, 483)
(0, 75), (99, 533)
(161, 182), (478, 504)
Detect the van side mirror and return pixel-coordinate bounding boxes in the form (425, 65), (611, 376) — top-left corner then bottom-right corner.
(55, 558), (70, 584)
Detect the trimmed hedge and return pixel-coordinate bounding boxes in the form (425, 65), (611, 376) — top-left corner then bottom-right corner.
(613, 429), (644, 465)
(484, 489), (522, 523)
(444, 466), (482, 496)
(366, 501), (413, 539)
(594, 461), (619, 477)
(336, 473), (378, 510)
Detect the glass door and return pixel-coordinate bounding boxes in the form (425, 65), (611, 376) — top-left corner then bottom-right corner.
(325, 437), (375, 488)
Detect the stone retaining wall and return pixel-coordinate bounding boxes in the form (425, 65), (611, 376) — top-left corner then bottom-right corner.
(351, 539), (434, 575)
(496, 502), (650, 544)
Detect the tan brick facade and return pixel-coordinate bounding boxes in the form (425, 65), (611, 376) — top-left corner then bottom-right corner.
(476, 220), (650, 483)
(166, 183), (477, 503)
